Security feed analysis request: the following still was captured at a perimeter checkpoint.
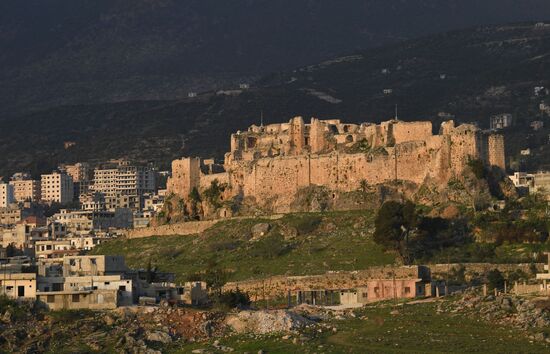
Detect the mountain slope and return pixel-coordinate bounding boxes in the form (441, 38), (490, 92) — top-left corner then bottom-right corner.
(3, 22), (550, 177)
(2, 0), (550, 115)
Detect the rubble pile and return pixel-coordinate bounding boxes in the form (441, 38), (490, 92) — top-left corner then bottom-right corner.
(225, 309), (315, 334)
(448, 292), (550, 343)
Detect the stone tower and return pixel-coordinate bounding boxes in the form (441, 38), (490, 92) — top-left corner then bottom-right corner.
(167, 157), (201, 199)
(290, 116), (305, 154)
(309, 118), (326, 154)
(487, 134), (506, 170)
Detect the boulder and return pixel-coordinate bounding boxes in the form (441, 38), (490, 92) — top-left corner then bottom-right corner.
(145, 330), (172, 344)
(251, 223), (271, 239)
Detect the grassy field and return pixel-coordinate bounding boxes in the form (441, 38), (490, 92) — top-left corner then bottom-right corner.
(91, 211), (395, 282)
(91, 209), (550, 283)
(175, 300), (550, 353)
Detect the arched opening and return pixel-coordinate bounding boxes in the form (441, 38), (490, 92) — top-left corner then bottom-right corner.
(345, 135), (354, 143)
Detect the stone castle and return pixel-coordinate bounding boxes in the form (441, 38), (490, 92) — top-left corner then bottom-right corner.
(167, 117), (505, 215)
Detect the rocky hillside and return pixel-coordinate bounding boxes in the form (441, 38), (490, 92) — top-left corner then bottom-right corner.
(2, 292), (550, 353)
(2, 0), (550, 116)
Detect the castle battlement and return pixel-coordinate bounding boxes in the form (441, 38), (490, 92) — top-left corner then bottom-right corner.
(167, 117), (505, 215)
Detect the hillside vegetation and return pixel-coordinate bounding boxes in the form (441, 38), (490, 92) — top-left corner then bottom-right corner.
(4, 23), (550, 177)
(3, 0), (550, 116)
(92, 211), (394, 282)
(91, 206), (550, 283)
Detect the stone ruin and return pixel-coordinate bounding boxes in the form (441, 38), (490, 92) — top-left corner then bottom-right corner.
(167, 117), (506, 215)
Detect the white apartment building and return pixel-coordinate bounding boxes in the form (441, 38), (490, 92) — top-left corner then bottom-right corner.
(490, 113), (513, 130)
(0, 183), (15, 208)
(41, 172), (74, 204)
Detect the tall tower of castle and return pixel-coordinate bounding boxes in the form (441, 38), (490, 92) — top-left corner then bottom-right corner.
(290, 116), (305, 154)
(487, 134), (506, 170)
(309, 118), (326, 154)
(167, 157), (201, 199)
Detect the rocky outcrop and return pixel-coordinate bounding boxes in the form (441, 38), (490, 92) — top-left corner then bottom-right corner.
(448, 291), (550, 343)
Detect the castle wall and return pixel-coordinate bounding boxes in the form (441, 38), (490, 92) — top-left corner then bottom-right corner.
(391, 121), (433, 144)
(199, 172), (230, 190)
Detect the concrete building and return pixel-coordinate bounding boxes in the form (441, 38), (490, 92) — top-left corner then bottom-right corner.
(138, 281), (208, 305)
(490, 113), (513, 130)
(63, 163), (90, 183)
(52, 208), (133, 233)
(338, 279), (442, 305)
(35, 240), (74, 259)
(36, 289), (119, 310)
(41, 172), (74, 204)
(91, 161), (156, 211)
(531, 253), (550, 294)
(0, 273), (36, 300)
(9, 179), (41, 202)
(0, 206), (25, 226)
(0, 183), (15, 208)
(68, 235), (108, 251)
(62, 255), (127, 277)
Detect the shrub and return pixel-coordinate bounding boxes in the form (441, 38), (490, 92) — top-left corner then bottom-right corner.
(286, 215), (322, 235)
(216, 289), (251, 309)
(467, 158), (486, 179)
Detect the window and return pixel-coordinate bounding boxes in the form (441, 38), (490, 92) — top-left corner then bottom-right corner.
(72, 294), (80, 303)
(362, 292), (368, 298)
(404, 287), (411, 294)
(104, 282), (110, 285)
(119, 286), (126, 291)
(47, 295), (55, 303)
(178, 288), (184, 295)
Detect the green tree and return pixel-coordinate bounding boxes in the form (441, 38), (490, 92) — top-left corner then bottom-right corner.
(203, 258), (230, 296)
(6, 243), (16, 257)
(486, 269), (505, 290)
(373, 201), (418, 264)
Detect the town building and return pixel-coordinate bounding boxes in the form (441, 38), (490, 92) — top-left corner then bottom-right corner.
(41, 172), (74, 204)
(0, 273), (36, 300)
(62, 163), (90, 183)
(0, 207), (24, 226)
(490, 113), (513, 130)
(0, 183), (15, 208)
(51, 208), (133, 234)
(531, 120), (544, 131)
(91, 161), (156, 211)
(61, 162), (91, 200)
(35, 240), (75, 259)
(535, 252), (550, 293)
(9, 179), (41, 202)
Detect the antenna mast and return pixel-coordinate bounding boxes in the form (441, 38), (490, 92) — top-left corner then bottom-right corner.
(395, 104), (398, 120)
